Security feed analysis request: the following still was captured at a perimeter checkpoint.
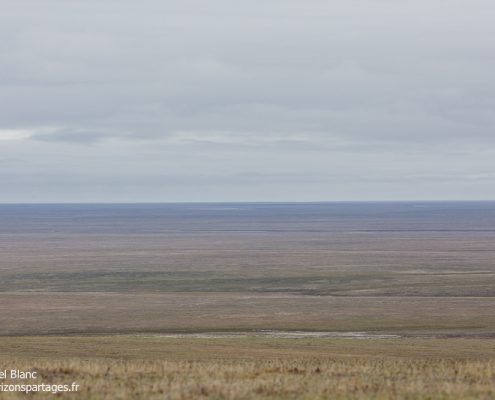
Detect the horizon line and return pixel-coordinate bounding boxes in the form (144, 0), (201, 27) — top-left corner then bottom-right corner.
(1, 200), (495, 205)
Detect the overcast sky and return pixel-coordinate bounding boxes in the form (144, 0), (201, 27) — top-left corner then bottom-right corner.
(1, 0), (494, 202)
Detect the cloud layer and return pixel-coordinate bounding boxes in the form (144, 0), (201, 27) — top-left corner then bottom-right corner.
(1, 0), (494, 201)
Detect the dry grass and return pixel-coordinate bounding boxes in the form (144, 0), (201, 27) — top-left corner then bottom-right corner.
(1, 336), (495, 399)
(2, 336), (495, 361)
(1, 357), (495, 399)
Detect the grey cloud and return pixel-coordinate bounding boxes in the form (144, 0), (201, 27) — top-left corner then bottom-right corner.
(1, 0), (494, 201)
(30, 129), (124, 144)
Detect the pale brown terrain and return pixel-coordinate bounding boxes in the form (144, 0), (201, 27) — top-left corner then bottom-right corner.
(1, 203), (495, 398)
(1, 336), (495, 399)
(1, 217), (495, 336)
(1, 292), (495, 336)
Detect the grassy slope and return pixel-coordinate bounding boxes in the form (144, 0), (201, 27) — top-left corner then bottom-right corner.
(1, 337), (495, 399)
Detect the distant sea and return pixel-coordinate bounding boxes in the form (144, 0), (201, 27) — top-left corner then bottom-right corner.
(1, 202), (495, 235)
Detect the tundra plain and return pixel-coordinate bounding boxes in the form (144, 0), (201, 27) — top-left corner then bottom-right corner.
(1, 202), (495, 398)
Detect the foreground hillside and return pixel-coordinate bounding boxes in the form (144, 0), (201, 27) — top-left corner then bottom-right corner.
(2, 357), (495, 400)
(1, 336), (494, 399)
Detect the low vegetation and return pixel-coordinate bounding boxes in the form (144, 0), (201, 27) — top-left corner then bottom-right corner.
(1, 336), (495, 399)
(1, 355), (495, 399)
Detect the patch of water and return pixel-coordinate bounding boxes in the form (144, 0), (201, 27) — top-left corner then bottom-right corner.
(141, 331), (400, 339)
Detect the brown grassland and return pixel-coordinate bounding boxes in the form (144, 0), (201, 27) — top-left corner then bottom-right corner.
(1, 336), (495, 399)
(1, 204), (495, 398)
